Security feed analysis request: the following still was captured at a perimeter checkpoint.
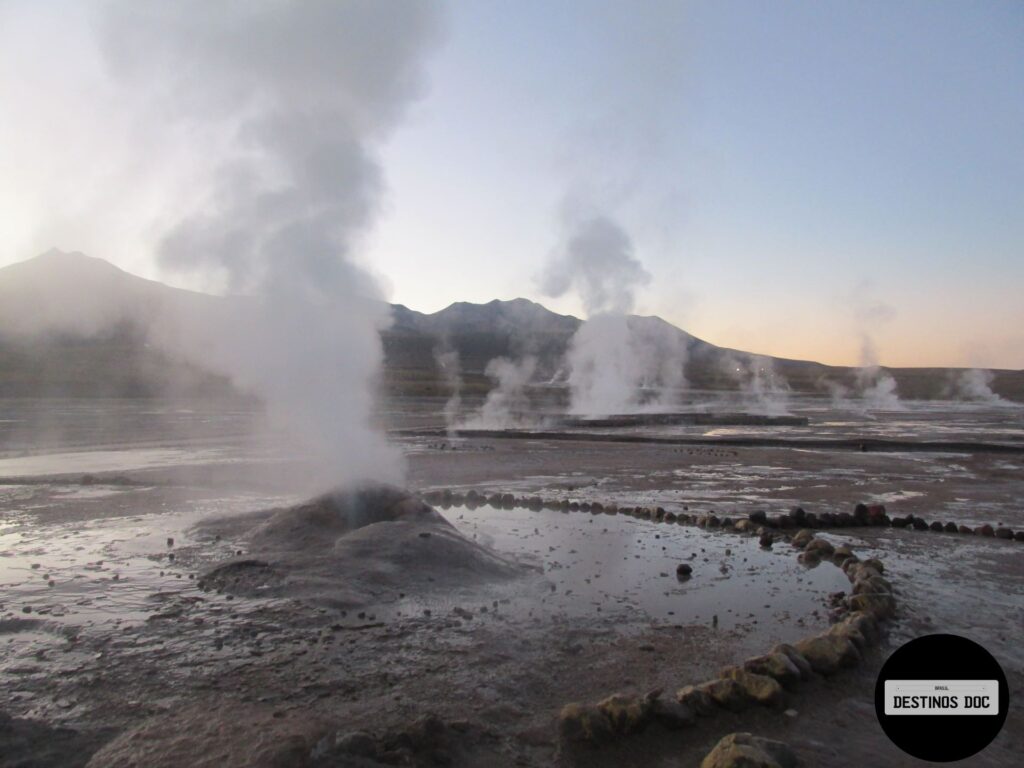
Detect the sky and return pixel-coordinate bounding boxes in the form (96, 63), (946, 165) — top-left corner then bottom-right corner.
(0, 1), (1022, 368)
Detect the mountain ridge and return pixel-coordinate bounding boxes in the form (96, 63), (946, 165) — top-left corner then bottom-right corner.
(0, 250), (1021, 401)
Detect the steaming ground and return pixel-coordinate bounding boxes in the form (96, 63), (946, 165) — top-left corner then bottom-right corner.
(1, 395), (1023, 766)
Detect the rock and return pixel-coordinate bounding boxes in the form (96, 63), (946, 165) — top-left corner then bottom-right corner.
(797, 551), (821, 567)
(804, 538), (834, 557)
(334, 731), (377, 758)
(852, 503), (868, 525)
(676, 685), (717, 716)
(794, 633), (861, 676)
(698, 678), (750, 713)
(929, 521), (944, 532)
(749, 510), (767, 525)
(911, 517), (929, 531)
(791, 529), (814, 548)
(891, 516), (909, 528)
(734, 519), (752, 533)
(700, 733), (798, 768)
(866, 503), (887, 524)
(832, 545), (855, 562)
(722, 669), (784, 708)
(976, 524), (995, 536)
(647, 691), (696, 730)
(836, 611), (880, 647)
(741, 652), (803, 690)
(664, 511), (677, 522)
(758, 532), (774, 548)
(827, 620), (866, 652)
(943, 522), (958, 533)
(995, 527), (1014, 540)
(676, 563), (693, 578)
(596, 692), (654, 735)
(558, 703), (612, 745)
(851, 565), (892, 591)
(861, 558), (885, 575)
(772, 644), (813, 681)
(1016, 531), (1024, 542)
(790, 507), (807, 524)
(849, 591), (895, 620)
(836, 512), (854, 527)
(959, 525), (973, 534)
(774, 514), (795, 530)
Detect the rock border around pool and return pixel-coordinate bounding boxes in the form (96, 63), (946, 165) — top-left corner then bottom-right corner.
(419, 489), (1024, 543)
(554, 538), (891, 752)
(418, 488), (904, 757)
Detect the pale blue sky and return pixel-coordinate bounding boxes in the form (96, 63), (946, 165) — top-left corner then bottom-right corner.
(1, 1), (1022, 366)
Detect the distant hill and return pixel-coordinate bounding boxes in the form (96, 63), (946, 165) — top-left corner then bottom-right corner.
(0, 251), (235, 398)
(1, 250), (1021, 402)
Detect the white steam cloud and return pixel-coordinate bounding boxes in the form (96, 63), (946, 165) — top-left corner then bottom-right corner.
(464, 356), (537, 429)
(434, 345), (463, 434)
(947, 369), (1013, 406)
(94, 0), (443, 485)
(856, 335), (902, 411)
(541, 213), (685, 416)
(721, 354), (791, 416)
(539, 215), (650, 316)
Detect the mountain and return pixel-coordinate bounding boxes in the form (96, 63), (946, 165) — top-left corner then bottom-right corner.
(0, 249), (223, 337)
(0, 251), (235, 398)
(0, 250), (1021, 401)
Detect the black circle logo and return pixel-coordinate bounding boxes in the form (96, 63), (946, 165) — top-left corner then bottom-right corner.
(875, 634), (1009, 762)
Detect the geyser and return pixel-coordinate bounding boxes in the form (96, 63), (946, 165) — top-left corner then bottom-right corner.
(94, 0), (445, 486)
(541, 213), (686, 416)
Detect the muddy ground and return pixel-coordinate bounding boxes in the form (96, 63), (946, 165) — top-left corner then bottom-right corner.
(1, 397), (1022, 766)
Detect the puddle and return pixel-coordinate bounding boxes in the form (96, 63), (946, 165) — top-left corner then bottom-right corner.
(426, 504), (850, 634)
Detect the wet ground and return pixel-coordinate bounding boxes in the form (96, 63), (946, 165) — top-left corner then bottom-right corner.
(1, 395), (1023, 766)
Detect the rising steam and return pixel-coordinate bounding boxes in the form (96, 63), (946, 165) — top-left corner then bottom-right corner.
(947, 369), (1013, 406)
(856, 335), (902, 410)
(463, 356), (538, 429)
(434, 344), (463, 433)
(541, 213), (685, 415)
(95, 1), (443, 485)
(721, 354), (791, 415)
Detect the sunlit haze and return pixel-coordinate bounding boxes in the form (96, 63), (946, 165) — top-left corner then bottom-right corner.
(1, 0), (1021, 368)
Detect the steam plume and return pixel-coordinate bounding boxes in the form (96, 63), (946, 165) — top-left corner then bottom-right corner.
(721, 354), (791, 415)
(464, 356), (538, 429)
(539, 215), (650, 315)
(948, 369), (1012, 405)
(541, 213), (685, 415)
(96, 1), (442, 485)
(434, 345), (463, 433)
(857, 335), (902, 410)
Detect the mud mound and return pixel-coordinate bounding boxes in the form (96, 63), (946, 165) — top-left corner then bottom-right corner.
(193, 484), (522, 607)
(331, 520), (522, 581)
(248, 484), (444, 551)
